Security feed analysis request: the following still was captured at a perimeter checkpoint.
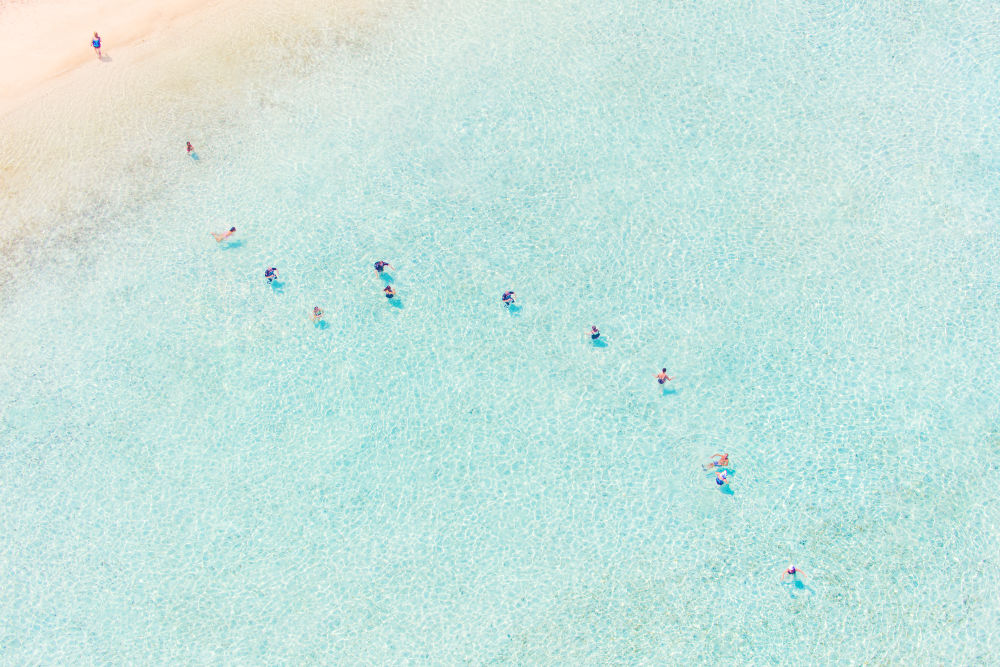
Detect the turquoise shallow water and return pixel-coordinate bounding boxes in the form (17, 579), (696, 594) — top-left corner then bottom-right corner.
(2, 0), (1000, 662)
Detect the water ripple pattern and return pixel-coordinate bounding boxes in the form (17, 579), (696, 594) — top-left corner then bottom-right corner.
(1, 0), (999, 663)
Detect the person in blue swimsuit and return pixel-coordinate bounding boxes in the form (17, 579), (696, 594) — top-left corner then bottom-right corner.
(383, 285), (395, 299)
(590, 325), (600, 340)
(92, 32), (102, 59)
(715, 471), (729, 486)
(374, 260), (395, 278)
(502, 291), (516, 307)
(655, 368), (673, 384)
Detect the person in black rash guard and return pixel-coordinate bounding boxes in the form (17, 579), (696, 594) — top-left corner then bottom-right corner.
(590, 325), (600, 340)
(502, 291), (516, 307)
(383, 285), (395, 299)
(264, 267), (278, 283)
(374, 260), (395, 278)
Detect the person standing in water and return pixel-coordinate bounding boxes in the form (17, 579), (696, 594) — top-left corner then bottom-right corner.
(264, 267), (278, 283)
(781, 565), (804, 581)
(590, 325), (601, 340)
(374, 261), (395, 278)
(92, 32), (102, 59)
(383, 285), (396, 299)
(502, 291), (516, 307)
(211, 227), (236, 242)
(311, 306), (324, 322)
(655, 368), (673, 384)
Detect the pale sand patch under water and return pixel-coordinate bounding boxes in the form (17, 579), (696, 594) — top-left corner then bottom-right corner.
(0, 0), (401, 284)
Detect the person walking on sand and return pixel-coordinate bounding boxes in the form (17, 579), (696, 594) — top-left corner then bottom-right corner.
(92, 32), (102, 59)
(655, 368), (673, 385)
(211, 227), (236, 242)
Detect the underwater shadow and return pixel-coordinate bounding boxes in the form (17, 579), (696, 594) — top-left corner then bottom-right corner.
(269, 280), (285, 294)
(189, 152), (200, 161)
(388, 298), (404, 309)
(380, 273), (395, 284)
(221, 239), (244, 250)
(591, 337), (608, 348)
(506, 304), (522, 316)
(314, 319), (330, 330)
(660, 386), (678, 396)
(786, 579), (814, 598)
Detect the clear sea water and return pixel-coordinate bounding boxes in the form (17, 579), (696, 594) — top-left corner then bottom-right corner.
(2, 0), (999, 662)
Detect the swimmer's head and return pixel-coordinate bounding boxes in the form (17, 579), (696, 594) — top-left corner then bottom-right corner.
(661, 368), (666, 372)
(229, 227), (236, 232)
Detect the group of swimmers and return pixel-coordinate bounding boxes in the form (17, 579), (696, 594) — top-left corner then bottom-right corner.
(207, 181), (809, 583)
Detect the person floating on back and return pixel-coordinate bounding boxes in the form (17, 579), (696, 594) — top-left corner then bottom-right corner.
(211, 226), (236, 242)
(311, 306), (324, 322)
(703, 453), (729, 470)
(781, 565), (804, 581)
(92, 32), (102, 59)
(264, 267), (278, 283)
(502, 291), (516, 307)
(374, 260), (395, 278)
(655, 368), (673, 385)
(383, 285), (395, 299)
(590, 325), (601, 340)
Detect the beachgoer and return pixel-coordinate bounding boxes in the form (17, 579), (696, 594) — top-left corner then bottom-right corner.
(264, 267), (278, 283)
(715, 471), (729, 486)
(383, 285), (395, 299)
(211, 226), (236, 242)
(186, 141), (194, 154)
(92, 32), (102, 59)
(781, 566), (804, 581)
(703, 453), (730, 470)
(502, 291), (516, 307)
(655, 368), (673, 384)
(590, 326), (600, 340)
(311, 306), (324, 322)
(374, 260), (395, 277)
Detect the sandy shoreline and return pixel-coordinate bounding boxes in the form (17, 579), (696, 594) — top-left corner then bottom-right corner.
(0, 0), (394, 279)
(0, 0), (232, 117)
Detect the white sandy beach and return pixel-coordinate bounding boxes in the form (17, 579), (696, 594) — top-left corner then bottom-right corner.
(0, 0), (392, 263)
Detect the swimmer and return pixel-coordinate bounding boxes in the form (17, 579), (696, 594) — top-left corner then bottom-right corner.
(186, 141), (194, 154)
(92, 32), (102, 59)
(703, 453), (730, 470)
(502, 291), (516, 307)
(374, 260), (395, 277)
(655, 368), (674, 384)
(590, 325), (601, 340)
(715, 471), (729, 486)
(311, 306), (324, 322)
(781, 565), (804, 581)
(264, 267), (278, 283)
(211, 227), (236, 242)
(383, 285), (395, 299)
